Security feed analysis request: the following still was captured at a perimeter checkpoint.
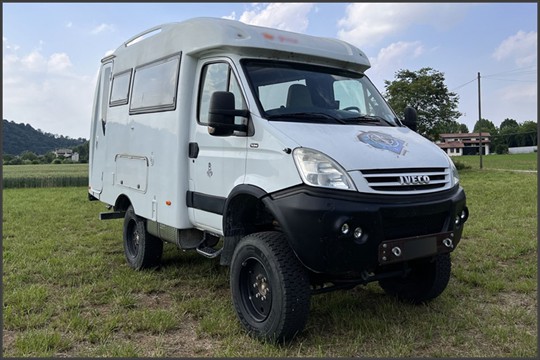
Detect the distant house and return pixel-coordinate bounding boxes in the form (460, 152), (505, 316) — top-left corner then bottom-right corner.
(54, 148), (80, 162)
(436, 133), (491, 156)
(54, 148), (73, 158)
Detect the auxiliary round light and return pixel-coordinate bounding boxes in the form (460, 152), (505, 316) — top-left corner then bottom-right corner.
(341, 223), (349, 235)
(353, 227), (363, 239)
(455, 216), (460, 225)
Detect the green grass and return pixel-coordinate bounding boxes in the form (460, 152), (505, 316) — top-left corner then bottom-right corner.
(453, 152), (537, 171)
(2, 157), (537, 357)
(2, 164), (88, 188)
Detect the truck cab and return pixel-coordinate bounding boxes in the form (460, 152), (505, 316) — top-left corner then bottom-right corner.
(89, 17), (468, 342)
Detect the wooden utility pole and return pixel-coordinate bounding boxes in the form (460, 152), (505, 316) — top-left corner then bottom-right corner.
(478, 72), (483, 169)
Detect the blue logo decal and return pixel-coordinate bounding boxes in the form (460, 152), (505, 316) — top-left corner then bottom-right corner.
(357, 131), (406, 155)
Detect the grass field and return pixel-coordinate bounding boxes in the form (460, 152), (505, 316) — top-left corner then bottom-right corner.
(453, 152), (537, 171)
(3, 164), (88, 188)
(2, 155), (537, 357)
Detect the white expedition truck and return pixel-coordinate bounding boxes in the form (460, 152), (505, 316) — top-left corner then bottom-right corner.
(89, 17), (469, 342)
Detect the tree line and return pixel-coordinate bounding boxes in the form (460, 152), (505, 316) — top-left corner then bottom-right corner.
(384, 67), (537, 153)
(3, 142), (89, 165)
(472, 118), (537, 154)
(3, 119), (88, 165)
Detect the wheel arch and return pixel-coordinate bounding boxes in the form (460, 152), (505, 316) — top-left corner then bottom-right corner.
(220, 185), (277, 266)
(114, 194), (132, 212)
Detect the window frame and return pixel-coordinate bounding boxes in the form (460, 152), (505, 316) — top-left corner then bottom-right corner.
(129, 52), (182, 115)
(197, 60), (247, 126)
(109, 69), (132, 107)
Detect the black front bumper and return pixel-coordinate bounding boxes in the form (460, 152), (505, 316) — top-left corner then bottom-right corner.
(263, 185), (468, 275)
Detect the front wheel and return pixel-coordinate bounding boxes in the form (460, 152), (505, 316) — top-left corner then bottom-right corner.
(379, 253), (451, 304)
(230, 231), (311, 342)
(123, 205), (163, 270)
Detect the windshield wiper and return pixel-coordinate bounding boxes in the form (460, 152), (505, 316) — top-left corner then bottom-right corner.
(345, 115), (395, 126)
(267, 112), (346, 124)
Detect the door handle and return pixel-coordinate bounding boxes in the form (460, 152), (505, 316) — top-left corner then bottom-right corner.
(188, 142), (199, 159)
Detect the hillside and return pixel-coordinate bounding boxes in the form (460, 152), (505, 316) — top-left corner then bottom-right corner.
(2, 119), (87, 155)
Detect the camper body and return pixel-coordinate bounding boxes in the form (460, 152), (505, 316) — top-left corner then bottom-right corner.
(89, 17), (468, 341)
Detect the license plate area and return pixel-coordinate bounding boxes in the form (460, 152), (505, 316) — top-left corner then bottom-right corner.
(378, 232), (454, 265)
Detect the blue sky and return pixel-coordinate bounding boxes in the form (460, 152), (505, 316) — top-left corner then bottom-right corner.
(3, 2), (537, 139)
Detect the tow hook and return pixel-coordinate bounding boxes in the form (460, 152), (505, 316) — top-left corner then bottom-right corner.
(443, 238), (454, 249)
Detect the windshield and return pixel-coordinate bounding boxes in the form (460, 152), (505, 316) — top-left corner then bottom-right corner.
(242, 60), (400, 126)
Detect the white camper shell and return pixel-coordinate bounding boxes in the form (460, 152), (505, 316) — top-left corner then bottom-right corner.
(89, 17), (468, 342)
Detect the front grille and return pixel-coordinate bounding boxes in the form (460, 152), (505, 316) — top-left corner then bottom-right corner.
(360, 167), (449, 194)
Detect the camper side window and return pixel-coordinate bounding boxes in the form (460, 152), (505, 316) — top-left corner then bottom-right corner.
(130, 54), (181, 114)
(198, 62), (246, 125)
(110, 70), (132, 107)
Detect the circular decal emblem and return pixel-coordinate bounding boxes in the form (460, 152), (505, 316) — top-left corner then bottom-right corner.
(357, 131), (406, 155)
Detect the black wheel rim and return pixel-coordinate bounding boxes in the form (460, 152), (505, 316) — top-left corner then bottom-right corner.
(126, 219), (140, 258)
(239, 257), (272, 322)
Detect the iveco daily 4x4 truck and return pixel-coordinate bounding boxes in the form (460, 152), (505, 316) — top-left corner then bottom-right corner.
(89, 17), (469, 342)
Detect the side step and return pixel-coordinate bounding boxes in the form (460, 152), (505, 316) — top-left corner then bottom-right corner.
(99, 211), (125, 220)
(196, 245), (223, 259)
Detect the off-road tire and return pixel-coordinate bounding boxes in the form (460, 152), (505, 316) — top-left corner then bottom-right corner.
(123, 205), (163, 270)
(379, 253), (451, 304)
(230, 231), (311, 342)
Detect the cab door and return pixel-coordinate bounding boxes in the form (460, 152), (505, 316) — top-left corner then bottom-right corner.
(188, 59), (249, 233)
(89, 61), (112, 195)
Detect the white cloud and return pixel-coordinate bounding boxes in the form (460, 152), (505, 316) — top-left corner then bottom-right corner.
(493, 30), (537, 67)
(3, 36), (20, 52)
(366, 41), (425, 89)
(47, 53), (73, 73)
(3, 47), (95, 139)
(487, 83), (538, 123)
(232, 3), (315, 33)
(371, 41), (424, 70)
(21, 51), (47, 72)
(337, 3), (466, 48)
(499, 83), (537, 102)
(91, 23), (115, 35)
(222, 11), (236, 21)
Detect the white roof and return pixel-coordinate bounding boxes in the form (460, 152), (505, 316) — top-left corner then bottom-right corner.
(106, 17), (370, 73)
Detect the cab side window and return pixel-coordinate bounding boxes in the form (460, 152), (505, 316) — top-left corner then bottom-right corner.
(198, 62), (246, 125)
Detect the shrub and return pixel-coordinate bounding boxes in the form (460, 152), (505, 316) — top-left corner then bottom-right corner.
(452, 159), (471, 170)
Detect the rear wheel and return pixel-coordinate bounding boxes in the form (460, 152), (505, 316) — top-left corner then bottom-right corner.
(123, 205), (163, 270)
(230, 231), (311, 342)
(379, 253), (451, 304)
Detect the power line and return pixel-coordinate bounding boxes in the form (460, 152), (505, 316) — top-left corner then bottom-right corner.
(451, 78), (476, 91)
(483, 65), (537, 78)
(483, 77), (537, 83)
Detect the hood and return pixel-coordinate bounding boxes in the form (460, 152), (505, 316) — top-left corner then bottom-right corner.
(269, 122), (449, 171)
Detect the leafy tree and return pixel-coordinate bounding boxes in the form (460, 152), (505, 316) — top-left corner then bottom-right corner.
(459, 123), (469, 133)
(432, 120), (469, 138)
(518, 121), (538, 146)
(384, 67), (462, 140)
(42, 152), (57, 164)
(473, 118), (497, 134)
(473, 118), (498, 154)
(3, 154), (15, 163)
(500, 118), (519, 131)
(20, 150), (38, 161)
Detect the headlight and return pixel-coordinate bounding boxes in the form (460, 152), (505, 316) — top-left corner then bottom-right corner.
(293, 148), (356, 191)
(448, 156), (460, 186)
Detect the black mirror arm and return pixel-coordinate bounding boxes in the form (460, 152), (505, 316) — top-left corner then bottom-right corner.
(209, 109), (250, 118)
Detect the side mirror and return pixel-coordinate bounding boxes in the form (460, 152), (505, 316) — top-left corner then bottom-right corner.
(403, 106), (417, 132)
(208, 91), (249, 136)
